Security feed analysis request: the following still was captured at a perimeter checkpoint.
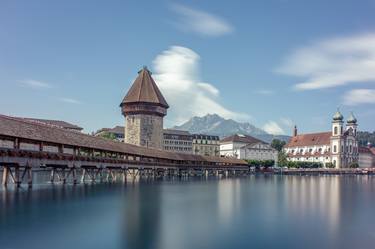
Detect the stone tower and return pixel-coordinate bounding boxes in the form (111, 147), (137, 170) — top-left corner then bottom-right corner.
(120, 67), (169, 149)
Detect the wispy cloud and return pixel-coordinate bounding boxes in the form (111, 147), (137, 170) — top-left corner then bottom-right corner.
(263, 121), (285, 135)
(280, 117), (294, 128)
(254, 89), (274, 95)
(343, 89), (375, 106)
(153, 46), (249, 125)
(170, 4), (234, 36)
(59, 97), (82, 104)
(276, 33), (375, 90)
(19, 79), (52, 89)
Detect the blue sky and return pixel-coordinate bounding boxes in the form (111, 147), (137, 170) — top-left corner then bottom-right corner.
(1, 0), (375, 134)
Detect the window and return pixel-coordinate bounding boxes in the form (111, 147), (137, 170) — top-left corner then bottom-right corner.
(333, 145), (337, 153)
(334, 126), (338, 135)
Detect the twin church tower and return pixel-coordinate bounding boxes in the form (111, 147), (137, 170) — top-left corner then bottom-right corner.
(120, 67), (169, 150)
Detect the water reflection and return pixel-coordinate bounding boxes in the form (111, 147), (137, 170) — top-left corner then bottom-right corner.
(123, 182), (161, 249)
(1, 176), (375, 249)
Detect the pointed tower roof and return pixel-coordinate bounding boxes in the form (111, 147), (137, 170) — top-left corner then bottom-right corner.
(121, 67), (169, 108)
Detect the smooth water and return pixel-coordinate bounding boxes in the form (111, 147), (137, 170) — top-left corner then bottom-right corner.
(1, 175), (375, 249)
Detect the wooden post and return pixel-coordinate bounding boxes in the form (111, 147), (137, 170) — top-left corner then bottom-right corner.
(72, 167), (77, 184)
(27, 167), (33, 188)
(81, 168), (86, 183)
(61, 168), (66, 184)
(122, 169), (127, 183)
(15, 166), (21, 188)
(50, 168), (55, 183)
(2, 166), (9, 186)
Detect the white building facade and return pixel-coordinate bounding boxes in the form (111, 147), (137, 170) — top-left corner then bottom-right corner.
(220, 134), (278, 162)
(163, 129), (193, 154)
(284, 111), (359, 168)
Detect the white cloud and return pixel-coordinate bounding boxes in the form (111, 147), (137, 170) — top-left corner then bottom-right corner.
(152, 46), (249, 125)
(276, 33), (375, 90)
(59, 98), (82, 104)
(19, 79), (52, 88)
(280, 117), (294, 128)
(343, 89), (375, 106)
(263, 121), (285, 135)
(170, 4), (234, 36)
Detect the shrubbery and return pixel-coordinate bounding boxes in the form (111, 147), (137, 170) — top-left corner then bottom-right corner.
(246, 159), (275, 168)
(325, 162), (335, 168)
(349, 162), (359, 168)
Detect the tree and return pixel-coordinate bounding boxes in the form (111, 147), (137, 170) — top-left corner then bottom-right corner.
(98, 131), (117, 141)
(357, 131), (375, 147)
(271, 139), (286, 152)
(349, 162), (359, 168)
(277, 151), (288, 167)
(325, 162), (335, 168)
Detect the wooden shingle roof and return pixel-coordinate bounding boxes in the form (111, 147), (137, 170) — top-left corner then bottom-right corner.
(121, 67), (169, 108)
(0, 115), (246, 165)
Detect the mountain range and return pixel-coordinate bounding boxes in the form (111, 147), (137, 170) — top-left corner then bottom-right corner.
(172, 114), (290, 143)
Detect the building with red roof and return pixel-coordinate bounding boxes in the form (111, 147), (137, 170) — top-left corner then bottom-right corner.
(284, 110), (359, 168)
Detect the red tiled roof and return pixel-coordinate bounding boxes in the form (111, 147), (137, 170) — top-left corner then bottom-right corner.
(359, 147), (372, 154)
(121, 67), (169, 108)
(285, 132), (331, 147)
(220, 134), (265, 145)
(0, 115), (245, 165)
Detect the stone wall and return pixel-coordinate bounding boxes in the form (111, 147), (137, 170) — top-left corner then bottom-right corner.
(125, 114), (163, 149)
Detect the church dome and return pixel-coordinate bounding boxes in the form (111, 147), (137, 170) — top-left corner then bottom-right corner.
(347, 112), (357, 124)
(332, 110), (344, 121)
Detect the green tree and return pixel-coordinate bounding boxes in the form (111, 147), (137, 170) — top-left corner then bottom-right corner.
(271, 139), (286, 152)
(325, 162), (335, 168)
(98, 131), (117, 141)
(277, 151), (288, 167)
(349, 162), (359, 168)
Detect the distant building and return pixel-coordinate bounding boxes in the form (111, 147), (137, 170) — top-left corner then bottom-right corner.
(163, 129), (193, 154)
(284, 110), (359, 168)
(120, 67), (169, 149)
(192, 134), (220, 156)
(358, 144), (375, 168)
(95, 126), (125, 142)
(15, 117), (83, 132)
(220, 134), (277, 162)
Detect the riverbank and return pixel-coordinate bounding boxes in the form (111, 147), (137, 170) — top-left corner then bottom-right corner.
(272, 167), (375, 175)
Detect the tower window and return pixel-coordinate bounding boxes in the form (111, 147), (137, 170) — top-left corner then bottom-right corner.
(334, 127), (338, 135)
(333, 145), (337, 153)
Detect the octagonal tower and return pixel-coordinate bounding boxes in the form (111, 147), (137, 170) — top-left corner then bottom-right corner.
(120, 67), (169, 149)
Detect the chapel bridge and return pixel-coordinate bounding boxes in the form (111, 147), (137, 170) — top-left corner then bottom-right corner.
(0, 115), (249, 187)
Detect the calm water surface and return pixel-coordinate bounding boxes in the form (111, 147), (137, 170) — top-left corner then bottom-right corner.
(1, 175), (375, 249)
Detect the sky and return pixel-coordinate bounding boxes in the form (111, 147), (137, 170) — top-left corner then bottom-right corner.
(1, 0), (375, 135)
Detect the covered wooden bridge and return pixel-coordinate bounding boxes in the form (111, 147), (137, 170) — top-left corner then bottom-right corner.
(0, 115), (248, 187)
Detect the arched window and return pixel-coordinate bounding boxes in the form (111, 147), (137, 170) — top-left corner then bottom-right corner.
(333, 145), (337, 153)
(334, 126), (338, 135)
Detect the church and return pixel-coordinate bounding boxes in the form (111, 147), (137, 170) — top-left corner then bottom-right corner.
(284, 110), (359, 168)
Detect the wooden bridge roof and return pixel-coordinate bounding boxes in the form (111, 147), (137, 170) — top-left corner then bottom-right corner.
(0, 115), (246, 165)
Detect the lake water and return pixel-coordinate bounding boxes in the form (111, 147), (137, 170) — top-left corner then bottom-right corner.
(1, 175), (375, 249)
